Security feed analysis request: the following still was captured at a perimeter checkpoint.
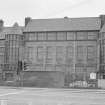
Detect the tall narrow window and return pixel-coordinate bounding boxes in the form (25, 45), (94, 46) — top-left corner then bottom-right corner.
(46, 46), (53, 64)
(37, 46), (44, 63)
(56, 46), (64, 64)
(87, 46), (96, 63)
(77, 46), (84, 58)
(77, 46), (84, 63)
(66, 46), (74, 65)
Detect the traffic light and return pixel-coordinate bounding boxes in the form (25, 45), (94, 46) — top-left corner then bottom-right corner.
(23, 61), (27, 70)
(17, 61), (23, 74)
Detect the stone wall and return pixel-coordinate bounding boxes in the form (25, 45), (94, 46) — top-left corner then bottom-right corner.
(20, 71), (65, 88)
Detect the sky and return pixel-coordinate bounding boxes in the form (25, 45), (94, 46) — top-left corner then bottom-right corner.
(0, 0), (105, 26)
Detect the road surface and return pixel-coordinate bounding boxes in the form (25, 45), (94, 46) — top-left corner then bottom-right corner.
(0, 87), (105, 105)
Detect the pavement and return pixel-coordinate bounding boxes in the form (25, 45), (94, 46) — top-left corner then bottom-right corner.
(0, 87), (105, 105)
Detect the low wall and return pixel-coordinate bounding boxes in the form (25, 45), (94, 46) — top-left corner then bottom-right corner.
(20, 71), (65, 88)
(98, 79), (105, 89)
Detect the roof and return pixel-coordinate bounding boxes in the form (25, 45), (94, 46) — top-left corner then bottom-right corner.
(0, 23), (24, 39)
(3, 22), (23, 35)
(24, 17), (101, 32)
(0, 27), (12, 39)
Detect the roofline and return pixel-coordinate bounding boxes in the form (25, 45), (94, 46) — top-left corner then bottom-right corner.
(29, 16), (99, 20)
(23, 30), (100, 33)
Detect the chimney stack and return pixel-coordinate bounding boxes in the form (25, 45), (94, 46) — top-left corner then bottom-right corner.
(100, 15), (105, 28)
(25, 17), (31, 27)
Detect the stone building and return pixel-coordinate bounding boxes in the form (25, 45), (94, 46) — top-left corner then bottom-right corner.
(0, 15), (105, 85)
(0, 20), (5, 79)
(1, 23), (23, 80)
(23, 16), (101, 84)
(99, 15), (105, 79)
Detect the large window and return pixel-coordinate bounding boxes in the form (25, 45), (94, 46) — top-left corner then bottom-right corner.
(77, 32), (87, 40)
(29, 33), (37, 40)
(37, 46), (44, 63)
(0, 47), (5, 53)
(0, 55), (4, 64)
(37, 32), (46, 40)
(47, 32), (56, 40)
(24, 33), (29, 40)
(66, 46), (74, 65)
(56, 46), (64, 64)
(67, 32), (75, 40)
(87, 46), (96, 63)
(76, 46), (84, 63)
(0, 41), (5, 47)
(57, 32), (66, 40)
(88, 32), (98, 40)
(25, 47), (34, 63)
(77, 46), (84, 58)
(102, 39), (105, 45)
(46, 46), (53, 64)
(75, 66), (83, 74)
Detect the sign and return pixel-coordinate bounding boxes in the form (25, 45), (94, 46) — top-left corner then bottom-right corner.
(90, 73), (96, 79)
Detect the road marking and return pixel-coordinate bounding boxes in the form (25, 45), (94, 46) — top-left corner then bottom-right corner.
(0, 91), (25, 97)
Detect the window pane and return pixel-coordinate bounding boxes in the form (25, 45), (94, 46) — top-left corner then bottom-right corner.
(77, 46), (84, 58)
(37, 46), (44, 62)
(76, 46), (84, 63)
(88, 32), (98, 40)
(67, 32), (75, 40)
(29, 33), (37, 40)
(77, 32), (87, 40)
(66, 46), (74, 65)
(57, 32), (66, 40)
(38, 32), (46, 40)
(0, 47), (5, 53)
(76, 66), (83, 73)
(47, 32), (56, 40)
(46, 46), (53, 64)
(87, 46), (96, 63)
(24, 33), (29, 40)
(56, 46), (64, 64)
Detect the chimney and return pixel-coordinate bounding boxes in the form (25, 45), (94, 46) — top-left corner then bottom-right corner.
(64, 16), (69, 19)
(100, 15), (105, 28)
(0, 20), (4, 31)
(25, 17), (31, 27)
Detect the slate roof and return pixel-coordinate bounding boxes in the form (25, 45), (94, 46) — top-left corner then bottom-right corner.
(24, 17), (101, 32)
(0, 23), (24, 39)
(3, 23), (23, 35)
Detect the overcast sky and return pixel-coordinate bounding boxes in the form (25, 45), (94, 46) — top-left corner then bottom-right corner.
(0, 0), (105, 26)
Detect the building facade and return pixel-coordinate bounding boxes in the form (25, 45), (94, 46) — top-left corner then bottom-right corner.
(23, 17), (100, 84)
(0, 15), (105, 84)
